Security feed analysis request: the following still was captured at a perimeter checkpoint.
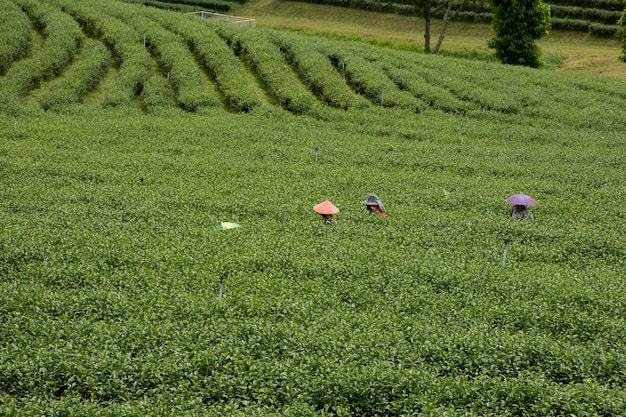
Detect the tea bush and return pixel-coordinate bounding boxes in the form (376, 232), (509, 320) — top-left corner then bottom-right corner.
(51, 0), (153, 108)
(150, 8), (264, 112)
(103, 1), (219, 111)
(0, 0), (82, 113)
(213, 22), (319, 114)
(39, 39), (112, 111)
(0, 1), (32, 75)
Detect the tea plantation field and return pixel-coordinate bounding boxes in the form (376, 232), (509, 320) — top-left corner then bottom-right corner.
(1, 0), (626, 415)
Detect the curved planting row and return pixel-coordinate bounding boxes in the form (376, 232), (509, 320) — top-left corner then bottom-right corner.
(418, 63), (524, 114)
(383, 64), (474, 114)
(380, 50), (529, 115)
(438, 64), (542, 114)
(373, 48), (476, 114)
(39, 39), (112, 111)
(100, 1), (219, 112)
(0, 1), (32, 75)
(213, 22), (320, 115)
(316, 40), (424, 112)
(0, 0), (83, 113)
(140, 73), (176, 112)
(51, 0), (153, 108)
(147, 8), (263, 112)
(373, 47), (525, 114)
(405, 51), (626, 131)
(267, 30), (371, 111)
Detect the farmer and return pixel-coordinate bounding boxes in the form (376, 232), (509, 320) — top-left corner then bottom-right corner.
(510, 204), (533, 220)
(320, 213), (337, 224)
(313, 200), (339, 224)
(363, 194), (385, 218)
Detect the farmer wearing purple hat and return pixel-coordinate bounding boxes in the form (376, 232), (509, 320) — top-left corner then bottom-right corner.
(510, 204), (534, 220)
(506, 194), (536, 220)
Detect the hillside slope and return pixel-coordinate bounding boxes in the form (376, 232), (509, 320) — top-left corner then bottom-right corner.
(1, 1), (626, 415)
(1, 0), (625, 116)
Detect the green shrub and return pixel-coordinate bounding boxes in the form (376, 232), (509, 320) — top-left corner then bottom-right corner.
(150, 10), (263, 112)
(0, 0), (83, 113)
(589, 21), (621, 36)
(0, 1), (32, 75)
(40, 39), (112, 111)
(268, 30), (371, 110)
(214, 23), (319, 114)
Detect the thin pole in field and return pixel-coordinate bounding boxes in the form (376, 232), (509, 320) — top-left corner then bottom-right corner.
(501, 238), (511, 268)
(218, 275), (225, 300)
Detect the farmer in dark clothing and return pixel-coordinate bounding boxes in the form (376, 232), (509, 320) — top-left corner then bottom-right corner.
(363, 194), (385, 218)
(510, 204), (533, 220)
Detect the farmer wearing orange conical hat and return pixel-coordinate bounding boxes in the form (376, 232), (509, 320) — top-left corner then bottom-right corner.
(363, 194), (385, 218)
(313, 200), (339, 224)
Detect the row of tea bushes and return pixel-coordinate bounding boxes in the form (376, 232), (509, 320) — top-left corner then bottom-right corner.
(267, 30), (371, 111)
(148, 8), (264, 112)
(39, 39), (112, 111)
(51, 0), (153, 108)
(316, 40), (424, 112)
(103, 1), (219, 112)
(213, 22), (319, 115)
(0, 1), (32, 75)
(384, 65), (474, 114)
(0, 0), (83, 114)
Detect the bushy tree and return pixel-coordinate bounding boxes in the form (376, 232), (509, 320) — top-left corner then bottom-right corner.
(487, 0), (551, 68)
(618, 9), (626, 62)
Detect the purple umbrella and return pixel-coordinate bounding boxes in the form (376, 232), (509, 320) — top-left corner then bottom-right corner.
(506, 194), (537, 206)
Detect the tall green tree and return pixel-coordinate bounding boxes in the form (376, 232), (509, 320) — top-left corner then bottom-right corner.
(617, 9), (626, 62)
(487, 0), (551, 68)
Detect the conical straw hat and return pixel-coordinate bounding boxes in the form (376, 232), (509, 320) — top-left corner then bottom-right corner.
(313, 200), (339, 215)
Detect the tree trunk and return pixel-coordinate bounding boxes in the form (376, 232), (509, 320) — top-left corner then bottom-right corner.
(433, 1), (464, 54)
(423, 0), (432, 54)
